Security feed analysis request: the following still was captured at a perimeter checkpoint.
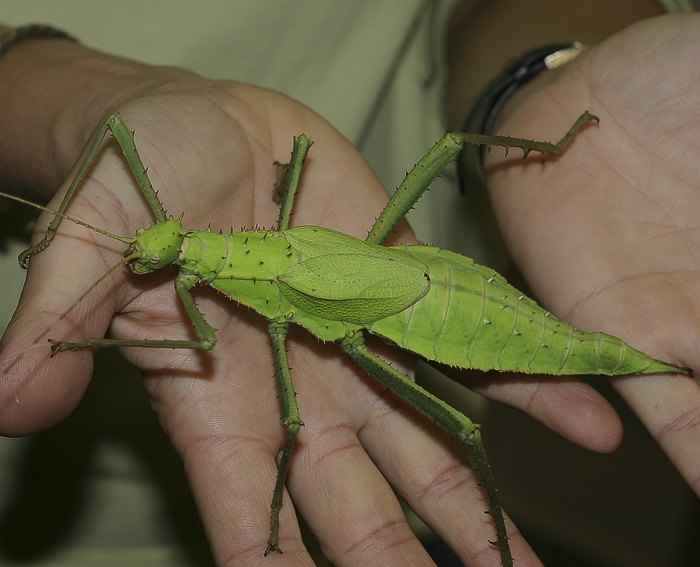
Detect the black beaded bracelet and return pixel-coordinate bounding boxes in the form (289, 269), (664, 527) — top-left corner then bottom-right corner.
(0, 24), (78, 58)
(457, 42), (586, 190)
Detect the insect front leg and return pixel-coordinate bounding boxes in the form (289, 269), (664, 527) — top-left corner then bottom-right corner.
(265, 320), (304, 555)
(339, 330), (512, 567)
(276, 134), (312, 231)
(19, 113), (166, 268)
(50, 272), (217, 353)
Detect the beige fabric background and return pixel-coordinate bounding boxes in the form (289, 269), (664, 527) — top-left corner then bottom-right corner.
(0, 2), (696, 566)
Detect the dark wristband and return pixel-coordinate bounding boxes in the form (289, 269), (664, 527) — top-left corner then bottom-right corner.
(0, 24), (78, 58)
(457, 42), (585, 190)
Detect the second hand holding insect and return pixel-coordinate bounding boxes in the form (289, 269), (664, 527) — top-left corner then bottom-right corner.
(477, 15), (700, 495)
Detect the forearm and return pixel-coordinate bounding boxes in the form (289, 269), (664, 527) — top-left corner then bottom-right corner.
(0, 24), (191, 198)
(445, 0), (665, 128)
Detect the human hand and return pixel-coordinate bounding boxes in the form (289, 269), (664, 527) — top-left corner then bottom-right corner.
(0, 73), (562, 565)
(485, 13), (700, 496)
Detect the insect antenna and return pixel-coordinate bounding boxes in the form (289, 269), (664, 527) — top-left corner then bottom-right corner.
(34, 256), (131, 349)
(1, 255), (130, 373)
(0, 191), (133, 244)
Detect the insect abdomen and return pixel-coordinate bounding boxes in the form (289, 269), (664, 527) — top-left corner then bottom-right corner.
(368, 246), (686, 376)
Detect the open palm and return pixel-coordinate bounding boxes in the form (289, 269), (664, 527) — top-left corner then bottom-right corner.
(0, 78), (554, 566)
(487, 14), (700, 497)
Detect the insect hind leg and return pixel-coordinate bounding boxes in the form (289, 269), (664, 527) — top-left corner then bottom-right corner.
(339, 330), (513, 567)
(365, 111), (598, 246)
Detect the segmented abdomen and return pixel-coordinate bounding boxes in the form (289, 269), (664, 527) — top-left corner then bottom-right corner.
(368, 246), (681, 376)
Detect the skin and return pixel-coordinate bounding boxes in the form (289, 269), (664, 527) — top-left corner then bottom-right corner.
(0, 39), (539, 567)
(448, 3), (700, 505)
(483, 13), (700, 501)
(0, 4), (699, 567)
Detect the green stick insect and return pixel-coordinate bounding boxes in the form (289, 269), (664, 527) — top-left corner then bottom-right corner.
(1, 111), (690, 567)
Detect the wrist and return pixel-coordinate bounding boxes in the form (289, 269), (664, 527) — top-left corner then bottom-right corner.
(0, 32), (194, 198)
(446, 0), (665, 129)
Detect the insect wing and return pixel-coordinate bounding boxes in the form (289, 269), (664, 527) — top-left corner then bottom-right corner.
(279, 253), (429, 323)
(283, 225), (427, 270)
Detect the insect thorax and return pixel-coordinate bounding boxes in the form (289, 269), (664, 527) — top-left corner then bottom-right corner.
(178, 229), (299, 284)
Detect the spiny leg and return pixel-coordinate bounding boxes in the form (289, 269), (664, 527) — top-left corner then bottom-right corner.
(265, 321), (304, 555)
(20, 113), (166, 267)
(355, 112), (598, 563)
(265, 136), (311, 552)
(276, 134), (313, 231)
(339, 331), (512, 567)
(50, 272), (217, 353)
(366, 111), (597, 245)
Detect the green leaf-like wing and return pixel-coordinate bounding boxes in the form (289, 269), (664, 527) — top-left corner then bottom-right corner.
(278, 226), (429, 323)
(279, 253), (429, 324)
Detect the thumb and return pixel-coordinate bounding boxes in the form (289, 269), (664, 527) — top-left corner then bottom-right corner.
(0, 204), (123, 436)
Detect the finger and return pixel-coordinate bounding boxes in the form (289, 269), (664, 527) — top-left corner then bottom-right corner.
(292, 417), (434, 567)
(145, 314), (317, 566)
(277, 331), (539, 566)
(0, 206), (123, 435)
(358, 385), (543, 567)
(561, 276), (700, 496)
(176, 419), (312, 567)
(614, 373), (700, 497)
(0, 131), (163, 436)
(461, 371), (624, 453)
(279, 335), (436, 566)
